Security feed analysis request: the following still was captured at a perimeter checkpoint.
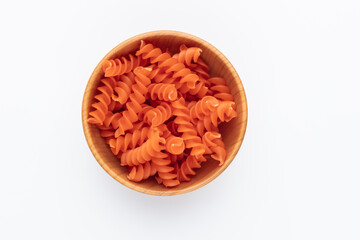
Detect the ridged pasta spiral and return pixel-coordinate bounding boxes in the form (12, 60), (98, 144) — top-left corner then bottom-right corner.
(208, 77), (234, 101)
(128, 161), (157, 182)
(140, 46), (200, 90)
(138, 104), (153, 121)
(202, 132), (226, 166)
(102, 54), (143, 77)
(189, 58), (210, 79)
(179, 155), (202, 182)
(144, 102), (172, 127)
(163, 62), (199, 89)
(136, 42), (179, 85)
(112, 72), (135, 104)
(148, 83), (178, 101)
(136, 41), (177, 86)
(197, 101), (237, 131)
(120, 131), (167, 166)
(187, 78), (209, 98)
(114, 67), (152, 137)
(108, 127), (151, 155)
(189, 96), (220, 120)
(97, 124), (115, 140)
(165, 135), (185, 155)
(88, 77), (117, 125)
(152, 158), (180, 187)
(136, 40), (163, 61)
(171, 98), (205, 156)
(107, 99), (122, 112)
(152, 68), (175, 84)
(177, 44), (202, 66)
(194, 119), (219, 137)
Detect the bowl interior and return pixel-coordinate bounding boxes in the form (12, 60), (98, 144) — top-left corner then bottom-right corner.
(82, 31), (247, 195)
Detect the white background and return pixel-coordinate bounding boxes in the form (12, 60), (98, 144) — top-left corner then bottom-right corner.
(0, 0), (359, 239)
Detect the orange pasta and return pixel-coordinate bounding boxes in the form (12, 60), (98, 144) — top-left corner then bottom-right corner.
(144, 102), (172, 127)
(165, 135), (185, 155)
(177, 44), (202, 66)
(88, 41), (238, 187)
(208, 77), (234, 101)
(148, 83), (178, 101)
(102, 54), (145, 77)
(120, 130), (167, 167)
(128, 161), (157, 182)
(88, 77), (117, 125)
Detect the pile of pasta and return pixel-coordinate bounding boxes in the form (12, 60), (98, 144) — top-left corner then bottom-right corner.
(88, 40), (237, 187)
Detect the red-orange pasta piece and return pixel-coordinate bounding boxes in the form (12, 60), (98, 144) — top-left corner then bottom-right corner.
(114, 67), (152, 137)
(88, 77), (117, 125)
(179, 155), (201, 182)
(152, 157), (180, 187)
(108, 127), (150, 155)
(171, 98), (205, 156)
(166, 135), (185, 155)
(202, 131), (226, 166)
(208, 77), (234, 101)
(112, 72), (135, 104)
(102, 54), (144, 77)
(177, 44), (202, 66)
(120, 131), (167, 167)
(148, 83), (178, 101)
(128, 161), (157, 182)
(144, 102), (172, 127)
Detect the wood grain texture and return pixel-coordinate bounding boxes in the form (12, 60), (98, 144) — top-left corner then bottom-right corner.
(82, 30), (248, 196)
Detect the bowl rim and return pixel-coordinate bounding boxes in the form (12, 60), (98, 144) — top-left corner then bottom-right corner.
(82, 30), (248, 196)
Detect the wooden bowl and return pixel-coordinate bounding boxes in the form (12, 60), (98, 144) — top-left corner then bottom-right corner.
(82, 30), (247, 196)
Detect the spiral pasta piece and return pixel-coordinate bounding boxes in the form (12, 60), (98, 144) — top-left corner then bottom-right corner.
(148, 49), (200, 90)
(178, 44), (202, 66)
(108, 127), (151, 155)
(202, 132), (226, 166)
(114, 67), (152, 137)
(194, 119), (219, 137)
(179, 155), (201, 182)
(128, 161), (157, 182)
(112, 72), (135, 104)
(189, 96), (220, 120)
(88, 77), (117, 125)
(148, 83), (178, 101)
(102, 54), (143, 77)
(215, 101), (237, 122)
(171, 98), (205, 156)
(208, 77), (234, 101)
(108, 99), (122, 112)
(136, 41), (179, 85)
(136, 40), (163, 61)
(120, 131), (167, 166)
(166, 135), (185, 155)
(165, 63), (199, 89)
(152, 158), (180, 187)
(189, 58), (210, 79)
(143, 102), (172, 127)
(187, 78), (209, 98)
(198, 101), (237, 132)
(97, 124), (115, 142)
